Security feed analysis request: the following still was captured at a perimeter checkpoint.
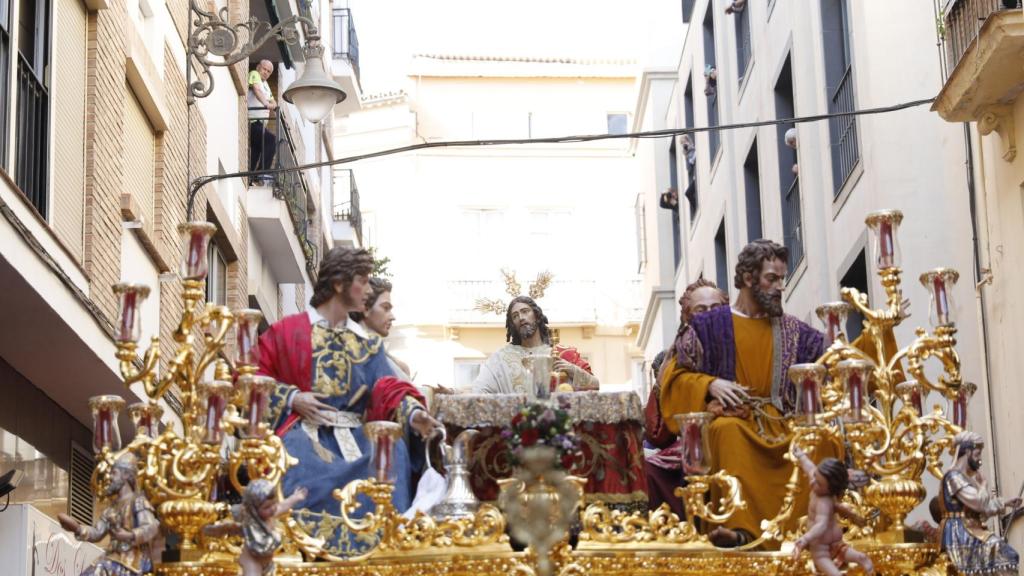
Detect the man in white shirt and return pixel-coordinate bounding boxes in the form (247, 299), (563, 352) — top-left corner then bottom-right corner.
(248, 59), (278, 180)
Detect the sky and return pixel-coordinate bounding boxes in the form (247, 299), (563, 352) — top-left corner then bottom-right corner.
(345, 0), (652, 94)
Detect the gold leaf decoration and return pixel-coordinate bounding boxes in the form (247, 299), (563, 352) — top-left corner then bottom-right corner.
(474, 298), (507, 316)
(501, 268), (522, 299)
(528, 270), (554, 300)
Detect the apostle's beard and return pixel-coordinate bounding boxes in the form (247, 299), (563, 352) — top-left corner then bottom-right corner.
(752, 285), (784, 317)
(517, 321), (538, 342)
(105, 475), (126, 497)
(968, 455), (982, 472)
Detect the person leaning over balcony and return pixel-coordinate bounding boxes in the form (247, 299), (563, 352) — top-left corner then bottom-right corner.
(248, 59), (278, 181)
(255, 247), (443, 556)
(350, 277), (414, 379)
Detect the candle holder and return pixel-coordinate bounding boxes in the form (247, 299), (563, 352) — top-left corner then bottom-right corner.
(895, 380), (925, 417)
(90, 395), (126, 453)
(197, 380), (233, 444)
(836, 359), (872, 423)
(920, 268), (959, 329)
(178, 221), (218, 281)
(112, 283), (151, 343)
(817, 302), (853, 344)
(949, 381), (977, 429)
(865, 209), (903, 271)
(127, 401), (163, 439)
(237, 374), (276, 438)
(365, 421), (403, 483)
(233, 309), (264, 371)
(673, 412), (713, 476)
(789, 364), (826, 426)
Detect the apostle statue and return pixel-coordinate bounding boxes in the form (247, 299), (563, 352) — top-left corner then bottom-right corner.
(940, 431), (1020, 576)
(255, 247), (442, 557)
(471, 296), (598, 394)
(659, 239), (898, 548)
(57, 452), (159, 576)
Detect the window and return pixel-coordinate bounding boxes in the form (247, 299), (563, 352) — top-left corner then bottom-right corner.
(734, 2), (752, 82)
(606, 113), (628, 135)
(743, 140), (763, 242)
(821, 0), (859, 196)
(682, 0), (696, 23)
(454, 360), (483, 390)
(8, 0), (51, 217)
(714, 219), (728, 296)
(206, 239), (228, 306)
(635, 194), (647, 272)
(840, 249), (869, 341)
(682, 76), (699, 222)
(668, 139), (682, 268)
(774, 55), (804, 272)
(703, 7), (720, 159)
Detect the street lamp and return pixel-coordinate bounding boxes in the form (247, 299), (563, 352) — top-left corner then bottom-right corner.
(283, 36), (347, 124)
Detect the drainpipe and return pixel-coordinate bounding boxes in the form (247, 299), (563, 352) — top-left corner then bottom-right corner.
(963, 122), (1002, 496)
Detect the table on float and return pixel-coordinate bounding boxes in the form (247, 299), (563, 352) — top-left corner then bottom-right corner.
(432, 391), (648, 511)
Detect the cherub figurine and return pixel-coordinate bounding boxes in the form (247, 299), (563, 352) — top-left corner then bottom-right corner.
(57, 452), (159, 576)
(203, 479), (307, 576)
(792, 446), (875, 576)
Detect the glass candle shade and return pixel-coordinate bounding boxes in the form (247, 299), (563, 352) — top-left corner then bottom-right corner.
(112, 283), (151, 343)
(865, 209), (904, 270)
(237, 375), (276, 437)
(178, 222), (218, 281)
(521, 354), (554, 400)
(950, 382), (977, 429)
(816, 302), (852, 343)
(364, 421), (403, 483)
(836, 359), (872, 423)
(920, 268), (960, 328)
(234, 309), (264, 368)
(789, 364), (826, 426)
(198, 380), (233, 444)
(673, 412), (713, 477)
(89, 395), (125, 453)
(896, 380), (924, 417)
(127, 401), (163, 439)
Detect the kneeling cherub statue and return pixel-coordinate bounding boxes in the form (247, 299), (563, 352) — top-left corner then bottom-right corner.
(792, 446), (875, 576)
(203, 478), (307, 576)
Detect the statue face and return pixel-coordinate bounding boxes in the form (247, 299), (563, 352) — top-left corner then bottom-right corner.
(967, 447), (983, 472)
(341, 274), (371, 311)
(364, 291), (395, 337)
(684, 286), (727, 324)
(509, 302), (538, 340)
(105, 467), (127, 496)
(750, 259), (786, 317)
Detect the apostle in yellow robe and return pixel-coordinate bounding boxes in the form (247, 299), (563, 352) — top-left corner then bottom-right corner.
(660, 240), (896, 548)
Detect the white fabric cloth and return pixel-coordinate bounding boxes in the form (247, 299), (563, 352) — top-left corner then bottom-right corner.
(300, 410), (363, 462)
(471, 343), (551, 395)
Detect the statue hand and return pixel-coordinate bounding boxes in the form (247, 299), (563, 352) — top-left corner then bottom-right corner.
(709, 379), (749, 408)
(898, 297), (912, 321)
(410, 409), (442, 439)
(57, 513), (80, 535)
(292, 487), (308, 503)
(291, 392), (337, 426)
(792, 537), (806, 560)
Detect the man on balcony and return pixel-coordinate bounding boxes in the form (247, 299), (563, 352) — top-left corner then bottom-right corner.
(248, 59), (278, 182)
(471, 296), (598, 394)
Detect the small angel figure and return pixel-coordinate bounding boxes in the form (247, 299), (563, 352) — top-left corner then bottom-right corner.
(792, 446), (875, 576)
(203, 479), (307, 576)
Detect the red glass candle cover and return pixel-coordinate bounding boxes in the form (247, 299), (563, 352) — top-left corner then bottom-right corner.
(682, 421), (704, 475)
(205, 394), (227, 444)
(848, 371), (864, 422)
(878, 221), (895, 269)
(95, 407), (113, 452)
(247, 387), (267, 437)
(933, 276), (950, 326)
(119, 291), (138, 342)
(952, 391), (968, 428)
(801, 378), (820, 421)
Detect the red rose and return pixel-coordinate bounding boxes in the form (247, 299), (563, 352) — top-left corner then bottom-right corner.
(561, 453), (574, 469)
(512, 413), (524, 427)
(521, 429), (539, 446)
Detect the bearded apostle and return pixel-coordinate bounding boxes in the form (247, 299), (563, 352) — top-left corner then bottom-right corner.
(660, 240), (839, 548)
(472, 296), (598, 394)
(256, 247), (442, 557)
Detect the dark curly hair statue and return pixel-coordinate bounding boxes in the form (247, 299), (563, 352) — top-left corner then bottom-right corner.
(817, 457), (849, 497)
(349, 277), (393, 323)
(505, 296), (551, 346)
(309, 247), (375, 308)
(734, 239), (788, 290)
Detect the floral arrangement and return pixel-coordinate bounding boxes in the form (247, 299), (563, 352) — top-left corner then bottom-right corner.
(503, 400), (580, 470)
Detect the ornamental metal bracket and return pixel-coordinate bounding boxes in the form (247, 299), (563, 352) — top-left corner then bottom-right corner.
(187, 0), (317, 101)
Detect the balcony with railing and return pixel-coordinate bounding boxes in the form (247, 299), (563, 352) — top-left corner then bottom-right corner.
(934, 0), (1024, 153)
(247, 108), (318, 283)
(331, 168), (363, 247)
(15, 54), (49, 218)
(828, 66), (859, 195)
(330, 8), (362, 116)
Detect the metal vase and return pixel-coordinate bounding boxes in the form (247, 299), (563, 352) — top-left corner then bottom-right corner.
(430, 429), (481, 520)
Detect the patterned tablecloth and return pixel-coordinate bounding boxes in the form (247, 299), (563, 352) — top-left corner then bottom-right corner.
(432, 391), (648, 511)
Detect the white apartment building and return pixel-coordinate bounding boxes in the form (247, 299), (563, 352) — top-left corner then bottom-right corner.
(333, 54), (644, 391)
(634, 0), (995, 527)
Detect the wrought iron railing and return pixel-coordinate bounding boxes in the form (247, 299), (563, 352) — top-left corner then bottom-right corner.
(249, 107), (318, 277)
(736, 8), (752, 81)
(0, 27), (9, 169)
(15, 53), (49, 218)
(332, 8), (360, 86)
(828, 65), (858, 195)
(332, 168), (363, 246)
(943, 0), (1019, 73)
(782, 176), (804, 273)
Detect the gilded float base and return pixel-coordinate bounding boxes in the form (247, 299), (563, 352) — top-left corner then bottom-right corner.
(153, 543), (946, 576)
